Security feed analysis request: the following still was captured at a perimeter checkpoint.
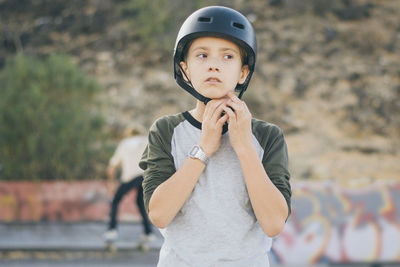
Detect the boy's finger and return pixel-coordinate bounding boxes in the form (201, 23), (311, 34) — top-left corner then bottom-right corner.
(223, 106), (236, 123)
(227, 91), (242, 103)
(226, 91), (236, 99)
(216, 113), (229, 126)
(204, 100), (220, 119)
(207, 99), (227, 120)
(210, 103), (226, 123)
(226, 99), (243, 113)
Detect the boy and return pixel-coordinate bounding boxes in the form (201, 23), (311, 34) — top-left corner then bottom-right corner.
(139, 6), (291, 266)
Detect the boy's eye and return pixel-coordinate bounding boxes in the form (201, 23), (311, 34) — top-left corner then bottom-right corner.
(197, 53), (207, 58)
(224, 54), (233, 60)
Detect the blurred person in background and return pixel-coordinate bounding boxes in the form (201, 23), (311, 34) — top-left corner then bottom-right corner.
(104, 125), (155, 245)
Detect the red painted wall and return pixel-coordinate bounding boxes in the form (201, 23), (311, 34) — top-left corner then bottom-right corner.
(0, 181), (140, 222)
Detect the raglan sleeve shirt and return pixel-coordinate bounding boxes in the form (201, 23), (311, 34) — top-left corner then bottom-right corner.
(140, 115), (291, 218)
(139, 113), (291, 266)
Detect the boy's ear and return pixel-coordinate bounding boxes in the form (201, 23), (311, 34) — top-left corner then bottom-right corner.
(238, 65), (250, 84)
(179, 61), (190, 82)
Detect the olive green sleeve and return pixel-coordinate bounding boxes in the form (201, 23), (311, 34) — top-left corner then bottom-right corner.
(252, 119), (292, 218)
(139, 116), (179, 211)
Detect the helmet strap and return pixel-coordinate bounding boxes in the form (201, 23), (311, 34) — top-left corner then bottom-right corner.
(176, 65), (253, 104)
(177, 64), (211, 104)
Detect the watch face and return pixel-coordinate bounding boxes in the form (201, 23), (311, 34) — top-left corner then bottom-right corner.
(190, 145), (199, 156)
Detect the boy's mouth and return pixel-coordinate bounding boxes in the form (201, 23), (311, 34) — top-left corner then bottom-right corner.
(205, 77), (221, 83)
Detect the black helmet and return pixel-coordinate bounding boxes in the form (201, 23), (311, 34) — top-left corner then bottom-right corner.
(174, 6), (257, 104)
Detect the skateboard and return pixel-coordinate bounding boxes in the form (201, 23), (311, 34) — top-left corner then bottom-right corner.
(105, 239), (118, 252)
(135, 239), (150, 252)
(105, 239), (150, 252)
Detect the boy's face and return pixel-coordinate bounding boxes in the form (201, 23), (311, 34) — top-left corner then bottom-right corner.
(180, 37), (249, 100)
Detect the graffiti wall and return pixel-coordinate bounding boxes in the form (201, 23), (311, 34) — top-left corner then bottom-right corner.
(271, 180), (400, 264)
(1, 180), (400, 263)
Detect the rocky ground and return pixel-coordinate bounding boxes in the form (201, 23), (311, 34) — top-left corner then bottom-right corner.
(1, 0), (399, 183)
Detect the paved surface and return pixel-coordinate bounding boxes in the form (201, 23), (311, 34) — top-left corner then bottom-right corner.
(0, 222), (162, 266)
(1, 222), (396, 267)
(0, 222), (332, 266)
(0, 250), (160, 267)
(0, 222), (163, 251)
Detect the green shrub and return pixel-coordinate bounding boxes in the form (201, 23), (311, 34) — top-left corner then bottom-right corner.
(0, 54), (107, 181)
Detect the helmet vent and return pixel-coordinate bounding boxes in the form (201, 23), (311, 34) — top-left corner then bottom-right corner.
(232, 22), (245, 30)
(198, 17), (212, 22)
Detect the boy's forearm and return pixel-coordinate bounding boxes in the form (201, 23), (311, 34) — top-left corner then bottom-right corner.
(148, 158), (205, 228)
(236, 143), (289, 237)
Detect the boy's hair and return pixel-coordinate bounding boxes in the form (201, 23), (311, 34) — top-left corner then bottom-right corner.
(173, 6), (257, 104)
(123, 124), (146, 137)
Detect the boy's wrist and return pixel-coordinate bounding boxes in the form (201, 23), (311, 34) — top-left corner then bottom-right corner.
(198, 141), (213, 157)
(233, 141), (254, 157)
(188, 145), (209, 165)
(201, 146), (213, 158)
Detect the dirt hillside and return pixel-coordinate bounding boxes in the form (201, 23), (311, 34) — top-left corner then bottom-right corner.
(1, 0), (399, 183)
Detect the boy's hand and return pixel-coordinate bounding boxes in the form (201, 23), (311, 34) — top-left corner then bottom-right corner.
(223, 92), (253, 154)
(199, 99), (229, 157)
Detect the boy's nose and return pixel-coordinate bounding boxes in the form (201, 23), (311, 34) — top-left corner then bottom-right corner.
(208, 66), (220, 71)
(208, 57), (221, 72)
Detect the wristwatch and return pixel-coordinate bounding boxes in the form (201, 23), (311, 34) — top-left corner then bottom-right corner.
(188, 145), (209, 165)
